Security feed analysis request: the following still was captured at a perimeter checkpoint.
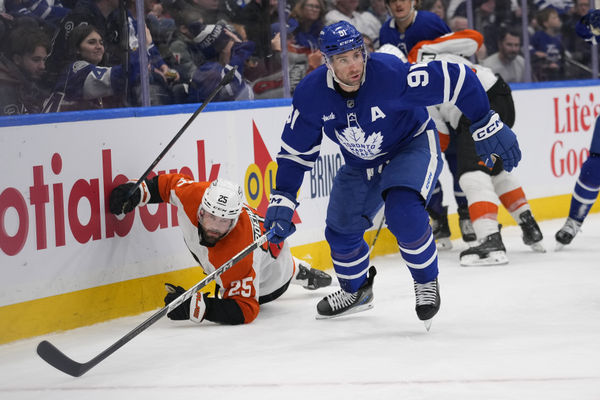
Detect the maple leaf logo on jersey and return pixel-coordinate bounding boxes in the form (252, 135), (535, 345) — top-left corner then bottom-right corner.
(334, 127), (386, 160)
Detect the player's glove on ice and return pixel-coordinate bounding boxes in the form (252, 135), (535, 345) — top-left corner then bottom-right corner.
(164, 283), (207, 323)
(264, 190), (298, 244)
(470, 110), (522, 172)
(109, 181), (151, 214)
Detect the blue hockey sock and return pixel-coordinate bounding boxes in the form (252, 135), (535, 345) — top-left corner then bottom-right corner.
(384, 188), (439, 283)
(325, 227), (370, 293)
(569, 154), (600, 223)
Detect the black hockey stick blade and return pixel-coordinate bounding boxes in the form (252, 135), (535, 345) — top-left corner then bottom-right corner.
(36, 228), (272, 377)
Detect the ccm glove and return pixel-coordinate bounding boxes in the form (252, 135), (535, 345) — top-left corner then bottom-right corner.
(109, 180), (150, 214)
(469, 110), (522, 172)
(264, 190), (298, 244)
(164, 283), (207, 323)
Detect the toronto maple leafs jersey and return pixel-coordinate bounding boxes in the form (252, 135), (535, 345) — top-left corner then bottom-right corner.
(275, 52), (490, 195)
(379, 11), (451, 56)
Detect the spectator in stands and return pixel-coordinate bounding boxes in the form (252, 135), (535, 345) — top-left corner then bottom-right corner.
(562, 0), (594, 79)
(531, 6), (565, 81)
(43, 24), (141, 112)
(379, 0), (450, 56)
(289, 0), (326, 51)
(169, 21), (254, 103)
(125, 0), (178, 105)
(418, 0), (445, 21)
(325, 0), (381, 46)
(367, 0), (390, 24)
(3, 0), (69, 30)
(45, 0), (123, 89)
(0, 25), (50, 115)
(481, 26), (525, 82)
(236, 0), (281, 61)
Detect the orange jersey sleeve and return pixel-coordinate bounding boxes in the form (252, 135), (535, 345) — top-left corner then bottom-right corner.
(407, 30), (484, 64)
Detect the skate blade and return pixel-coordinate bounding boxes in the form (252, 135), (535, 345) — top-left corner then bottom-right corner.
(529, 242), (546, 253)
(424, 319), (432, 331)
(315, 303), (374, 320)
(460, 251), (509, 266)
(436, 238), (452, 251)
(555, 241), (566, 251)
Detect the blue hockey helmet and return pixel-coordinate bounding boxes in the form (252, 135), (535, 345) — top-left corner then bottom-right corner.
(318, 21), (364, 57)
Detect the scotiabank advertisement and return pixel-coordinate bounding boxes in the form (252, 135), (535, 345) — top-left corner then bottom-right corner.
(0, 83), (598, 308)
(0, 106), (341, 307)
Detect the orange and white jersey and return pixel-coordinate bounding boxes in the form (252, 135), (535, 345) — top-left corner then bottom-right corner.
(407, 30), (498, 130)
(157, 173), (295, 324)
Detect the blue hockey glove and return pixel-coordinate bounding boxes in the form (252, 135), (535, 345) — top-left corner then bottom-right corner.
(470, 110), (522, 172)
(264, 190), (298, 244)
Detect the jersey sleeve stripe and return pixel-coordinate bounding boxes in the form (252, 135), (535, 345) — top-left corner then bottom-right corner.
(448, 63), (466, 105)
(277, 154), (316, 168)
(281, 141), (321, 156)
(441, 60), (451, 103)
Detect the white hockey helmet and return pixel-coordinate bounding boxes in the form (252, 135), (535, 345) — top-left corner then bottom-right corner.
(199, 179), (244, 220)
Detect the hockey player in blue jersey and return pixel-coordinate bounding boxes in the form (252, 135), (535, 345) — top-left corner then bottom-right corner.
(379, 0), (450, 56)
(555, 9), (600, 248)
(263, 21), (521, 327)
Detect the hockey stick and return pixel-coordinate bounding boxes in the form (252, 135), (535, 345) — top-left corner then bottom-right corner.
(36, 229), (273, 377)
(121, 66), (238, 212)
(369, 216), (386, 253)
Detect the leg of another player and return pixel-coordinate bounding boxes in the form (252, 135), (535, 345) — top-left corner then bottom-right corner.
(384, 187), (441, 329)
(492, 170), (545, 252)
(556, 119), (600, 248)
(458, 170), (508, 266)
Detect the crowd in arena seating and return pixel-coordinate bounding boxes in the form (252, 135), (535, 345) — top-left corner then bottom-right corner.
(0, 0), (597, 115)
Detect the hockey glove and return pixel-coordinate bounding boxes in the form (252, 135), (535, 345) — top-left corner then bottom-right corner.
(264, 190), (298, 244)
(109, 180), (151, 215)
(164, 283), (191, 320)
(469, 110), (522, 172)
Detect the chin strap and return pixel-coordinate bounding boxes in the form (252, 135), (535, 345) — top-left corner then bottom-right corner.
(324, 44), (369, 91)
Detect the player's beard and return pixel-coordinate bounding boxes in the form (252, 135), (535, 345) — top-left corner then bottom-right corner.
(198, 224), (228, 247)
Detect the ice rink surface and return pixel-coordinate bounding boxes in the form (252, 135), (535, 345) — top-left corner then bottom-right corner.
(1, 215), (599, 400)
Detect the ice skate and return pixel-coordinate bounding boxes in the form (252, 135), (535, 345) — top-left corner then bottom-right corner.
(518, 210), (545, 253)
(555, 217), (582, 250)
(457, 205), (477, 244)
(414, 278), (440, 331)
(293, 260), (333, 290)
(460, 232), (508, 266)
(429, 206), (452, 250)
(316, 266), (376, 319)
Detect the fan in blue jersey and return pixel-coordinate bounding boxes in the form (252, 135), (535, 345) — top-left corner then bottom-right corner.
(555, 9), (600, 249)
(43, 24), (140, 112)
(263, 21), (520, 328)
(379, 0), (450, 56)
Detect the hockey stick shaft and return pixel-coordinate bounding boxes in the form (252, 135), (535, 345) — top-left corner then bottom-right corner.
(369, 216), (386, 253)
(37, 229), (272, 377)
(123, 67), (237, 208)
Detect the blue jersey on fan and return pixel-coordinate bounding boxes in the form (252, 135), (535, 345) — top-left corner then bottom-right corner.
(275, 52), (490, 195)
(379, 11), (451, 55)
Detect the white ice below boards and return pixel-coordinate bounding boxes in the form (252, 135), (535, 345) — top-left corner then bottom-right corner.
(1, 215), (600, 400)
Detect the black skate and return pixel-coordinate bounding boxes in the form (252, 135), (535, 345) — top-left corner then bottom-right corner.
(316, 266), (376, 319)
(428, 206), (452, 250)
(414, 278), (440, 331)
(555, 217), (582, 250)
(294, 261), (333, 290)
(518, 210), (545, 253)
(459, 232), (508, 266)
(457, 205), (477, 244)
